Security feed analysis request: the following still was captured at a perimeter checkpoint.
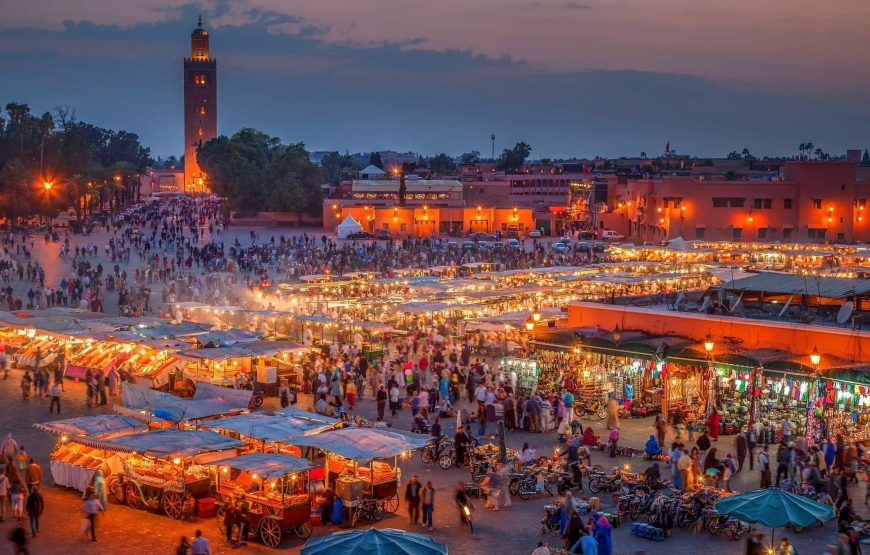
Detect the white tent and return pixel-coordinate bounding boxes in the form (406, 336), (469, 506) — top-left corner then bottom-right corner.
(335, 215), (364, 239)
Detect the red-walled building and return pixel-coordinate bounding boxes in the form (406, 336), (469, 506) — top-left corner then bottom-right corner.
(599, 161), (870, 243)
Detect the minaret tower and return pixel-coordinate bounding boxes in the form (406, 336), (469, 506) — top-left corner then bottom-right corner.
(183, 15), (217, 193)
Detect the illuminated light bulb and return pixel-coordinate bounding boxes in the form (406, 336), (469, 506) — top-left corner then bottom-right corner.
(173, 458), (181, 465)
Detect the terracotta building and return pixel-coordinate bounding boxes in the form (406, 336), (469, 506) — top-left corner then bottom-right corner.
(598, 161), (870, 243)
(182, 16), (217, 193)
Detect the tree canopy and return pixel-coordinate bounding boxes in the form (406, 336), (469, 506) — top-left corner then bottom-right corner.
(496, 142), (532, 172)
(0, 101), (152, 224)
(427, 153), (456, 176)
(197, 128), (323, 216)
(320, 151), (363, 185)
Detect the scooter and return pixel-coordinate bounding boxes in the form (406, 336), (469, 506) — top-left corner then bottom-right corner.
(469, 458), (493, 483)
(457, 501), (474, 533)
(573, 398), (607, 419)
(509, 471), (554, 500)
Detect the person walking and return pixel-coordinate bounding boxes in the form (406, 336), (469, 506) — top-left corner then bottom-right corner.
(405, 475), (422, 525)
(223, 499), (237, 544)
(49, 381), (61, 414)
(0, 434), (18, 469)
(7, 525), (27, 555)
(25, 486), (43, 537)
(0, 467), (9, 522)
(746, 427), (757, 471)
(421, 480), (435, 531)
(175, 536), (191, 555)
(759, 445), (772, 489)
(736, 433), (748, 473)
(10, 478), (24, 522)
(82, 491), (103, 542)
(376, 384), (387, 421)
(191, 530), (212, 555)
(24, 459), (40, 491)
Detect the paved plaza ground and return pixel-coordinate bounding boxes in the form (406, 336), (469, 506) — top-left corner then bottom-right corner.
(0, 226), (862, 554)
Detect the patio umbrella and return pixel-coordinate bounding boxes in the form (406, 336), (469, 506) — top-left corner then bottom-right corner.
(716, 487), (835, 548)
(302, 528), (448, 555)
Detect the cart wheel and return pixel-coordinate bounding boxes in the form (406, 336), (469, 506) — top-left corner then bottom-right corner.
(597, 409), (608, 420)
(293, 522), (313, 539)
(383, 493), (399, 513)
(259, 517), (282, 548)
(162, 491), (184, 519)
(438, 454), (454, 470)
(125, 482), (142, 509)
(108, 479), (124, 503)
(421, 447), (433, 464)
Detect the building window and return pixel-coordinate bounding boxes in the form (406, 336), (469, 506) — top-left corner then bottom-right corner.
(198, 106), (206, 115)
(733, 228), (742, 240)
(713, 197), (745, 208)
(837, 232), (845, 241)
(712, 198), (728, 208)
(758, 227), (768, 239)
(808, 228), (826, 240)
(783, 228), (793, 239)
(197, 128), (204, 136)
(400, 223), (407, 231)
(753, 199), (772, 209)
(695, 228), (705, 239)
(813, 199), (823, 209)
(784, 198), (793, 209)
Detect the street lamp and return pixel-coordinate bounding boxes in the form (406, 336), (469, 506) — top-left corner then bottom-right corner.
(531, 306), (542, 322)
(525, 316), (534, 332)
(703, 333), (714, 356)
(810, 346), (820, 368)
(572, 339), (582, 355)
(43, 181), (53, 190)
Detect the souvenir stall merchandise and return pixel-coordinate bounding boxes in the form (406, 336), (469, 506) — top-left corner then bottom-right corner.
(104, 429), (245, 519)
(755, 373), (811, 444)
(130, 352), (182, 388)
(708, 367), (753, 435)
(818, 379), (870, 443)
(34, 415), (147, 492)
(501, 357), (540, 395)
(210, 453), (314, 546)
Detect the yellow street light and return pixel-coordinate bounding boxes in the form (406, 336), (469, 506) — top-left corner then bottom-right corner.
(525, 316), (534, 332)
(43, 181), (53, 190)
(810, 346), (820, 368)
(703, 333), (714, 355)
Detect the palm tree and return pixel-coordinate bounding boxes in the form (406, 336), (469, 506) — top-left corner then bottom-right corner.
(798, 143), (806, 160)
(806, 142), (815, 159)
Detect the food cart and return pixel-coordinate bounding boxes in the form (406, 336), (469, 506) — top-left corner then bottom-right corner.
(34, 415), (147, 492)
(197, 409), (341, 455)
(210, 453), (314, 547)
(104, 429), (244, 519)
(288, 428), (428, 518)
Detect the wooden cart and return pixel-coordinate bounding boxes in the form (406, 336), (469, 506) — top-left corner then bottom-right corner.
(210, 453), (313, 548)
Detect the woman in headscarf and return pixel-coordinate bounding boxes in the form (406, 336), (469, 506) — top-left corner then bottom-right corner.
(592, 513), (613, 555)
(559, 493), (575, 536)
(644, 434), (662, 457)
(605, 397), (618, 430)
(582, 426), (597, 447)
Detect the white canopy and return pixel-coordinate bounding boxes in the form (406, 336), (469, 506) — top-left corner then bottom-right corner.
(335, 215), (363, 239)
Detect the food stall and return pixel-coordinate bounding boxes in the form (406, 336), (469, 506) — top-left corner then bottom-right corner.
(197, 410), (341, 455)
(288, 428), (429, 517)
(210, 453), (314, 547)
(105, 429), (244, 519)
(34, 414), (147, 492)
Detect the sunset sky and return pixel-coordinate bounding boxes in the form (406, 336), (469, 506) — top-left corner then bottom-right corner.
(1, 0), (868, 158)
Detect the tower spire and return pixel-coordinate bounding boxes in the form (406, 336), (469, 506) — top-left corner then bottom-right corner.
(197, 14), (203, 28)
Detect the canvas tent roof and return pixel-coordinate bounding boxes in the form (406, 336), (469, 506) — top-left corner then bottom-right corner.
(208, 453), (312, 478)
(287, 427), (429, 463)
(718, 272), (870, 299)
(198, 411), (338, 442)
(336, 215), (363, 239)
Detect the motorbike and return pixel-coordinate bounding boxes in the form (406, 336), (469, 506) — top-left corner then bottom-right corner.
(248, 390), (264, 409)
(509, 471), (554, 500)
(457, 501), (474, 533)
(588, 470), (639, 494)
(469, 458), (493, 483)
(573, 398), (608, 419)
(420, 437), (456, 470)
(701, 508), (750, 540)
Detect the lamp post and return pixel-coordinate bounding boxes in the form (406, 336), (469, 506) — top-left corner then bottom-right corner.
(703, 333), (715, 415)
(807, 346), (821, 446)
(531, 306), (542, 323)
(42, 181), (54, 225)
(525, 316), (534, 332)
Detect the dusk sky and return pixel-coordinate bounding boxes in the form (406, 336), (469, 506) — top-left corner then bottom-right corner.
(1, 0), (868, 159)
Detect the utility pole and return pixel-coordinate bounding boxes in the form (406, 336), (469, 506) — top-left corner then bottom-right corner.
(491, 133), (495, 161)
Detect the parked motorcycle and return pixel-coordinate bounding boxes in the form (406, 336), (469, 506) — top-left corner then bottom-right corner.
(573, 398), (607, 419)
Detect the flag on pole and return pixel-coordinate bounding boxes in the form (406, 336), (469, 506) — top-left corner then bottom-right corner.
(665, 142), (670, 154)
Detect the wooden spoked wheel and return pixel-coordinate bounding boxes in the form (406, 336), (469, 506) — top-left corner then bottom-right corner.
(259, 517), (282, 548)
(162, 491), (184, 519)
(215, 506), (225, 533)
(382, 493), (399, 513)
(125, 482), (142, 509)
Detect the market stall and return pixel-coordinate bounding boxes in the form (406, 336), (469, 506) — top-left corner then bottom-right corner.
(288, 428), (429, 515)
(210, 453), (314, 547)
(117, 382), (250, 428)
(34, 414), (147, 492)
(105, 429), (244, 519)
